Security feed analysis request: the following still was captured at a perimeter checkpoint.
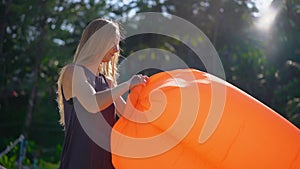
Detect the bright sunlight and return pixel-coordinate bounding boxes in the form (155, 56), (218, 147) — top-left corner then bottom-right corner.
(253, 0), (279, 31)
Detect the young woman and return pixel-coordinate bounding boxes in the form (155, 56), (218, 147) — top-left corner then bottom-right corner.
(56, 18), (148, 169)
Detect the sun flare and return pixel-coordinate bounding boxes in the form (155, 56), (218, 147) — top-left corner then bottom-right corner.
(255, 7), (278, 31)
(253, 0), (278, 31)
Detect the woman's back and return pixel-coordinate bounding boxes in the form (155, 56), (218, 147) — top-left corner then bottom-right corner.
(59, 66), (116, 169)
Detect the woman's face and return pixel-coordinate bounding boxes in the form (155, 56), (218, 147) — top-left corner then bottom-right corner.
(102, 41), (119, 62)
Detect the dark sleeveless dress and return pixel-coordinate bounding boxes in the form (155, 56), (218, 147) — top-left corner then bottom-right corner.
(59, 67), (116, 169)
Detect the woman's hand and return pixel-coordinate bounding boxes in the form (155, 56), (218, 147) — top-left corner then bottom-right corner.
(128, 74), (149, 89)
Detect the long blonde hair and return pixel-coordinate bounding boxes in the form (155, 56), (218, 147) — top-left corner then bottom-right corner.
(57, 18), (121, 126)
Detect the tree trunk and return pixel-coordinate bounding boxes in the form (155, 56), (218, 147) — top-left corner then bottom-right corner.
(23, 0), (46, 139)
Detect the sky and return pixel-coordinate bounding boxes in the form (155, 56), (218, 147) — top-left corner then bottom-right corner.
(253, 0), (273, 13)
(252, 0), (277, 31)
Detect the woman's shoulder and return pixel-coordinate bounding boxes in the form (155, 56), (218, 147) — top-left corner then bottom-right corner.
(61, 64), (90, 84)
(62, 64), (75, 74)
(62, 64), (85, 78)
(60, 64), (77, 100)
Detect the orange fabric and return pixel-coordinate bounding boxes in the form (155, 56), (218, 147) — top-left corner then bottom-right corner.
(111, 69), (300, 169)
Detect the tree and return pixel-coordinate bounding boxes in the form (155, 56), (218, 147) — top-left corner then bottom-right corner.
(0, 0), (111, 165)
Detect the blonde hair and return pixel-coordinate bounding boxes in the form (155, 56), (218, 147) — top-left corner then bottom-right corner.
(57, 18), (121, 126)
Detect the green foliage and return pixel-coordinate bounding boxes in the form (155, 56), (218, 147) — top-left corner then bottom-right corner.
(0, 138), (61, 169)
(0, 154), (17, 169)
(37, 159), (60, 169)
(274, 77), (300, 123)
(0, 139), (30, 168)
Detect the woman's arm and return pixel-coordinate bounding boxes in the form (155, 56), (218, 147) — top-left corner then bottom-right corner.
(62, 64), (146, 113)
(106, 77), (127, 117)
